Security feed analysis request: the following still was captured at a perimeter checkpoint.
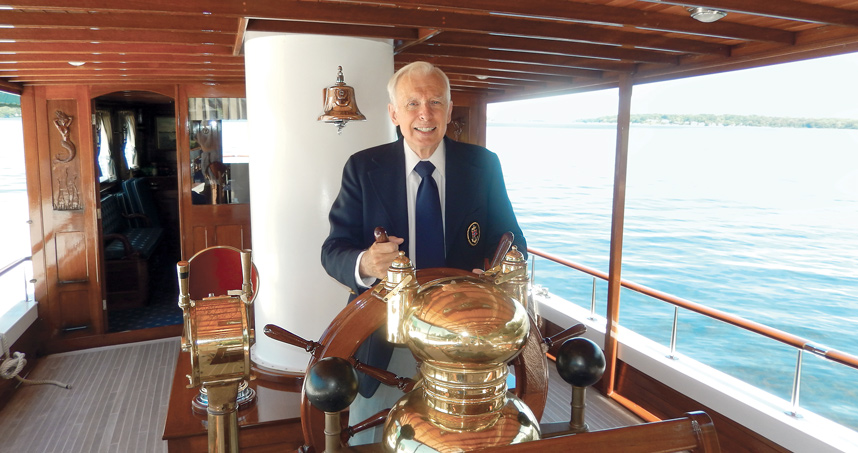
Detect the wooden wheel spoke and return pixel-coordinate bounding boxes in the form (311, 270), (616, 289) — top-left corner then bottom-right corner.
(343, 408), (390, 441)
(352, 359), (417, 393)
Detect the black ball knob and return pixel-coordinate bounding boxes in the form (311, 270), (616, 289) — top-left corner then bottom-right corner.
(305, 357), (359, 413)
(555, 338), (606, 388)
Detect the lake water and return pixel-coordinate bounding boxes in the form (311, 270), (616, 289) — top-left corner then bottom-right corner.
(488, 123), (858, 430)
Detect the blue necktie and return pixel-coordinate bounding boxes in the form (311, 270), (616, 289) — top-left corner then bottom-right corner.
(414, 161), (445, 268)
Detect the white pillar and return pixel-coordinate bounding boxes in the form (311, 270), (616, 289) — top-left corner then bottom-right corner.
(245, 34), (395, 372)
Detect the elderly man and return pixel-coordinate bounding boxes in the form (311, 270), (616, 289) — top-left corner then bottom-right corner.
(322, 61), (526, 296)
(320, 63), (526, 434)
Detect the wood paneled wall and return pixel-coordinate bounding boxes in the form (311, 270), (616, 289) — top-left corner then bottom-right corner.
(448, 91), (488, 147)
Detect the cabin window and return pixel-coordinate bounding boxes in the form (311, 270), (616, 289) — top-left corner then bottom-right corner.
(96, 111), (116, 182)
(188, 97), (249, 205)
(120, 111), (139, 170)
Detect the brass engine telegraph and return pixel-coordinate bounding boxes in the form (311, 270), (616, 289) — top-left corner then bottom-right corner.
(177, 249), (256, 453)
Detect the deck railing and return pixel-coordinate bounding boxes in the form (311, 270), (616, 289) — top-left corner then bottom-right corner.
(528, 247), (858, 416)
(0, 256), (34, 316)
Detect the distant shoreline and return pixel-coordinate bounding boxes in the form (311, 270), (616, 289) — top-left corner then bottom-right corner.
(490, 113), (858, 130)
(0, 106), (22, 119)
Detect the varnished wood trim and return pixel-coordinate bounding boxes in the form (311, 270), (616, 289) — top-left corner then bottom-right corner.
(43, 324), (183, 355)
(614, 361), (790, 453)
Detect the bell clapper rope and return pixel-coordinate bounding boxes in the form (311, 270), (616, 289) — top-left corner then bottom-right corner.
(0, 333), (71, 389)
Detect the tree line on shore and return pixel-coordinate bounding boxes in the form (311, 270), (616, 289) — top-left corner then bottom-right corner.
(581, 113), (858, 129)
(0, 105), (21, 118)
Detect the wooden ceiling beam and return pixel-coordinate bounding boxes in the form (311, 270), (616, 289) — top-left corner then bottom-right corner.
(0, 62), (243, 71)
(433, 66), (577, 84)
(450, 85), (506, 95)
(643, 0), (858, 28)
(341, 0), (795, 44)
(448, 73), (544, 88)
(0, 53), (242, 64)
(12, 78), (245, 85)
(0, 42), (233, 55)
(394, 28), (442, 54)
(0, 28), (234, 46)
(448, 79), (524, 91)
(402, 43), (637, 72)
(0, 1), (220, 15)
(234, 17), (248, 56)
(4, 68), (243, 77)
(395, 54), (604, 79)
(0, 10), (236, 32)
(0, 79), (23, 93)
(427, 32), (683, 64)
(247, 19), (418, 41)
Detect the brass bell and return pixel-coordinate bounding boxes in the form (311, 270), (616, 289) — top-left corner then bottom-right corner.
(318, 66), (366, 134)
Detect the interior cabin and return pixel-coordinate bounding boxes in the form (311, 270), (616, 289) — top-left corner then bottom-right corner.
(1, 2), (857, 452)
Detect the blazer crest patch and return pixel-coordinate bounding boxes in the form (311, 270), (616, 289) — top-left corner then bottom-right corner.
(467, 222), (480, 246)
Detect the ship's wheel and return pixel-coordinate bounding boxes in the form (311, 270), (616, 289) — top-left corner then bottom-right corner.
(294, 267), (549, 453)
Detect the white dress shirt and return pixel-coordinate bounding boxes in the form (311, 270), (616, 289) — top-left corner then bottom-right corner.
(355, 141), (447, 289)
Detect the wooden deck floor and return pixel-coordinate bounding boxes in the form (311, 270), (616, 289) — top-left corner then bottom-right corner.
(0, 337), (640, 452)
(0, 337), (178, 453)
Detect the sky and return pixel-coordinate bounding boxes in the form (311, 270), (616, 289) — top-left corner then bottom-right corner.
(488, 51), (858, 122)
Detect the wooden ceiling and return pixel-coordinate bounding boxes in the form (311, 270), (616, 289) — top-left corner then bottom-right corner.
(2, 1), (858, 102)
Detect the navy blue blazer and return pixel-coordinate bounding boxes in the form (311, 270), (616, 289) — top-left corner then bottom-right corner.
(321, 136), (527, 296)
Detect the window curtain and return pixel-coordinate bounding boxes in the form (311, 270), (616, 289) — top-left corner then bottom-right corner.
(188, 97), (247, 121)
(120, 111), (138, 169)
(97, 111), (116, 181)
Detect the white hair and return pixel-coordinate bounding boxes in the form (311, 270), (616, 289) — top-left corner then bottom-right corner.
(387, 61), (451, 105)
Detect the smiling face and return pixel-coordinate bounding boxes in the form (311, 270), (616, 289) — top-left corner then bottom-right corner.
(388, 71), (453, 159)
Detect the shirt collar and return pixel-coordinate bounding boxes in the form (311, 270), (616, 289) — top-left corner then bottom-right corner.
(404, 139), (446, 177)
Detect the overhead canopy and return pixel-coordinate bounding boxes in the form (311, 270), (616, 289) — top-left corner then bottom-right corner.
(1, 1), (858, 102)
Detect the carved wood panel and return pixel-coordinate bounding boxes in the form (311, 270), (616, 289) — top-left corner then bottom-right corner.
(48, 100), (82, 211)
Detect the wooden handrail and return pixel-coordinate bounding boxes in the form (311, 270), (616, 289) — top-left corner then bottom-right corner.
(528, 247), (858, 371)
(490, 411), (720, 453)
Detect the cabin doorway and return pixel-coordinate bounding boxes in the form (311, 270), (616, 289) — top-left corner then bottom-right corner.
(93, 90), (182, 334)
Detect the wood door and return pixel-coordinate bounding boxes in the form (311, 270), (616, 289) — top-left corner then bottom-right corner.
(178, 84), (251, 260)
(23, 85), (103, 338)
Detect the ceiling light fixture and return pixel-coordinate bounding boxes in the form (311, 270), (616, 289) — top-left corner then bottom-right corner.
(688, 7), (727, 23)
(68, 61), (86, 67)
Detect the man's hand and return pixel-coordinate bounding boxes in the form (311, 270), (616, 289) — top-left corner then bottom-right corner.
(359, 235), (405, 280)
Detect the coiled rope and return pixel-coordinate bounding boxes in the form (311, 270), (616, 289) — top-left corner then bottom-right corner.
(0, 334), (71, 389)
